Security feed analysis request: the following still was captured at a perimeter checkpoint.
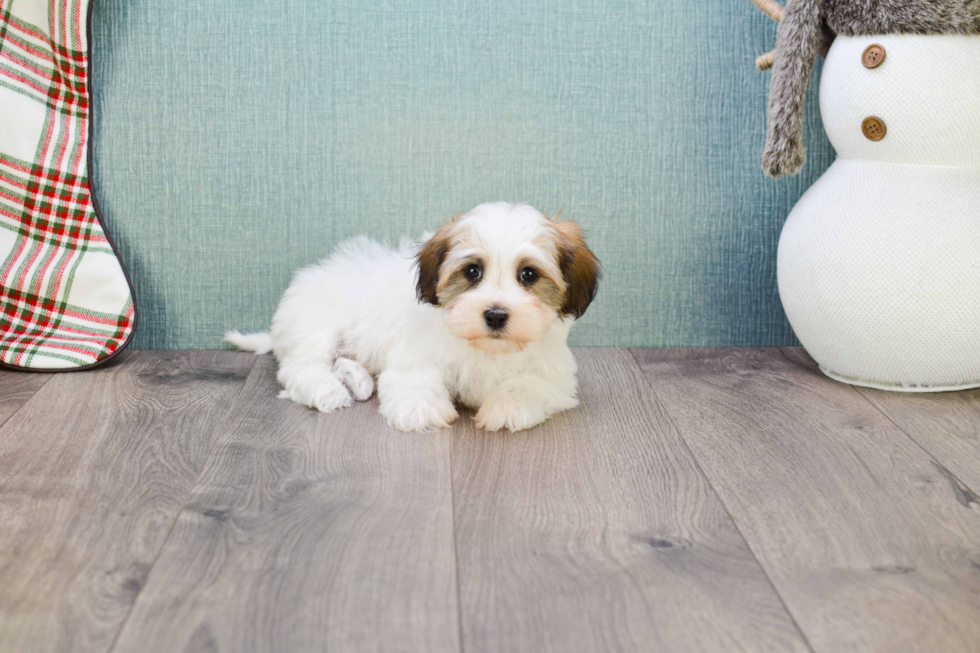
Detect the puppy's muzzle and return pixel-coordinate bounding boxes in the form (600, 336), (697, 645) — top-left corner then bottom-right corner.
(483, 307), (509, 331)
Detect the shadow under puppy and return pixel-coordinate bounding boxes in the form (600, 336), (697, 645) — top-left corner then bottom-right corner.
(226, 202), (600, 432)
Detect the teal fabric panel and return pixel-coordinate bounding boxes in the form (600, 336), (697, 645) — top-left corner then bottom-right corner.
(89, 0), (833, 349)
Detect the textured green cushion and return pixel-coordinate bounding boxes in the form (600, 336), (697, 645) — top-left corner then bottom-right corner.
(90, 0), (833, 349)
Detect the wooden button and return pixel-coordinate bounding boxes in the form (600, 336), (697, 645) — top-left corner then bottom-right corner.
(862, 44), (885, 68)
(862, 116), (886, 141)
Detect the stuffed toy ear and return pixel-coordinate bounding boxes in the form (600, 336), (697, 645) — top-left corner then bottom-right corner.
(763, 0), (822, 177)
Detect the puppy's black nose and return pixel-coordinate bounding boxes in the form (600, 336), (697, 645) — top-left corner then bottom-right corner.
(483, 308), (509, 331)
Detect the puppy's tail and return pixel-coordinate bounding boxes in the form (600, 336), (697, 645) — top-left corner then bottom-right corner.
(224, 330), (274, 355)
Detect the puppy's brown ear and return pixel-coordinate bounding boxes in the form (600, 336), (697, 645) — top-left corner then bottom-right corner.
(415, 226), (453, 305)
(555, 221), (600, 319)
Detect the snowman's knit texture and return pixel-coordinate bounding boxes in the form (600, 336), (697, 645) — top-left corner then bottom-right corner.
(762, 0), (980, 177)
(778, 35), (980, 390)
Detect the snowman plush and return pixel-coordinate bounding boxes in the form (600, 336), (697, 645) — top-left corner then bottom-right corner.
(754, 0), (980, 391)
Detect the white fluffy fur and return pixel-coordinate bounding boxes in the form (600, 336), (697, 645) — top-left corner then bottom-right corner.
(226, 202), (586, 432)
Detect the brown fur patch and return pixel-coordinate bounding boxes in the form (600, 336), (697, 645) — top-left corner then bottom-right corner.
(553, 221), (600, 318)
(415, 223), (456, 305)
(530, 276), (564, 311)
(517, 257), (565, 311)
(437, 260), (482, 305)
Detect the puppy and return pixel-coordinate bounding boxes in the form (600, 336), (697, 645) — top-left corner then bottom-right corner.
(226, 202), (600, 432)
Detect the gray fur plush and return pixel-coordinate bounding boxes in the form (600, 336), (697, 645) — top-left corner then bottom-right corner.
(763, 0), (980, 177)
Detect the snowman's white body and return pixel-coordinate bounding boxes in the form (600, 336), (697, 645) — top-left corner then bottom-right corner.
(777, 34), (980, 391)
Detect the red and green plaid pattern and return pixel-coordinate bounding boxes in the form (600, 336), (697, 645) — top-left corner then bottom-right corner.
(0, 0), (134, 369)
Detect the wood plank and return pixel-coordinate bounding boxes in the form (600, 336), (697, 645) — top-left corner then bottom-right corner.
(0, 369), (51, 427)
(452, 348), (809, 653)
(0, 350), (254, 653)
(852, 381), (980, 497)
(764, 350), (980, 499)
(111, 354), (459, 653)
(784, 347), (980, 494)
(632, 347), (980, 653)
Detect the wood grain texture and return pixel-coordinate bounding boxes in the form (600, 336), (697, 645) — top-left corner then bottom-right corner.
(854, 384), (980, 497)
(0, 351), (253, 653)
(633, 347), (980, 653)
(784, 346), (980, 495)
(782, 345), (980, 496)
(452, 348), (809, 653)
(111, 354), (459, 653)
(0, 369), (51, 427)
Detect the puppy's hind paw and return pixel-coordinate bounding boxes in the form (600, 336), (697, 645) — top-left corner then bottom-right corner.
(312, 384), (354, 413)
(279, 380), (353, 413)
(334, 357), (375, 401)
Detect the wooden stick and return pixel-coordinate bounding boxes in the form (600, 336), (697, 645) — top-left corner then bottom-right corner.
(751, 1), (829, 71)
(750, 0), (784, 22)
(756, 50), (776, 71)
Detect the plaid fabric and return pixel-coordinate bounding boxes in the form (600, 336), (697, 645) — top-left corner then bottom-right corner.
(0, 0), (134, 369)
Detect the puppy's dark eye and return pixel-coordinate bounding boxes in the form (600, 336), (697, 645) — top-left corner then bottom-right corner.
(463, 264), (482, 282)
(519, 267), (539, 285)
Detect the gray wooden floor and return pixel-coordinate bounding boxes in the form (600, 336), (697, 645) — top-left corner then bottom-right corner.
(2, 349), (979, 653)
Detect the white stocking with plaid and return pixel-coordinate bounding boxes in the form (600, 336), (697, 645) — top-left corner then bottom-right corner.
(0, 0), (135, 369)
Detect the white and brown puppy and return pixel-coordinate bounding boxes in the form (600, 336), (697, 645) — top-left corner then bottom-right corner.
(226, 202), (600, 432)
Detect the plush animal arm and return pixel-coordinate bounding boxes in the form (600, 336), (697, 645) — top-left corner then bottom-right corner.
(761, 0), (822, 177)
(753, 0), (830, 71)
(753, 0), (980, 178)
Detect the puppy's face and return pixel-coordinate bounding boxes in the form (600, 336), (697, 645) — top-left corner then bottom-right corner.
(416, 202), (600, 354)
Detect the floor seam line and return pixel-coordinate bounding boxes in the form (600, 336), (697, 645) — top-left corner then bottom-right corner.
(0, 373), (54, 431)
(104, 353), (258, 653)
(448, 430), (467, 653)
(849, 383), (980, 504)
(625, 348), (819, 653)
(777, 347), (980, 507)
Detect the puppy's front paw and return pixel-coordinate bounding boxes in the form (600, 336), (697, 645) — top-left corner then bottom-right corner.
(377, 367), (459, 431)
(380, 396), (458, 432)
(475, 393), (547, 432)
